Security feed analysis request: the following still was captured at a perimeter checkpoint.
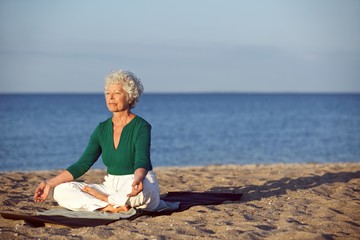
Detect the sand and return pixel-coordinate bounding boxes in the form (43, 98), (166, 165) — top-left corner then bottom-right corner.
(1, 163), (360, 240)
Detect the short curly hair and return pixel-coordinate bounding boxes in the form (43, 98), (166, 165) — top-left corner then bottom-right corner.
(104, 70), (144, 109)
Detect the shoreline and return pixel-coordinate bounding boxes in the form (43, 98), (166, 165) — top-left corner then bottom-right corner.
(1, 162), (360, 239)
(2, 161), (360, 173)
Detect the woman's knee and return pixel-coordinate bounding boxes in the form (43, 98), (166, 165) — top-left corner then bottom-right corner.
(53, 182), (82, 202)
(53, 183), (70, 202)
(130, 187), (160, 211)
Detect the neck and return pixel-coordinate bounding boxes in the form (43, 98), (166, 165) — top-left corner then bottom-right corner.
(112, 111), (132, 126)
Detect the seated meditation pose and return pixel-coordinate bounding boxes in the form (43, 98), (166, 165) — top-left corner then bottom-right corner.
(34, 70), (160, 212)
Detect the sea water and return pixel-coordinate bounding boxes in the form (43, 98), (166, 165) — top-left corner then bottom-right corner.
(0, 93), (359, 171)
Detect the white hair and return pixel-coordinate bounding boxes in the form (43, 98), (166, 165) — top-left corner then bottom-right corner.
(104, 70), (144, 109)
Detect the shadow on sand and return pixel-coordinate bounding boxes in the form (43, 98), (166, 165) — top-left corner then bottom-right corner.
(209, 170), (360, 202)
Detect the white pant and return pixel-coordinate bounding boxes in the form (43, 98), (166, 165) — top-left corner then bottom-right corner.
(53, 171), (161, 212)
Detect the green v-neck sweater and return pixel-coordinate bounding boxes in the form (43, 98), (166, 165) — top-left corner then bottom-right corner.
(66, 116), (153, 179)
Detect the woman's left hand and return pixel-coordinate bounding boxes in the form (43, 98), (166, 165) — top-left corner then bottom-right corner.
(127, 179), (143, 197)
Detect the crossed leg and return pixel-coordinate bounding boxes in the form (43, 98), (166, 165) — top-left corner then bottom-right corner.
(82, 186), (130, 213)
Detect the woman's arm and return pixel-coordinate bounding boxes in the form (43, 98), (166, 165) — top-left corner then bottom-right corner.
(34, 170), (74, 202)
(134, 167), (148, 182)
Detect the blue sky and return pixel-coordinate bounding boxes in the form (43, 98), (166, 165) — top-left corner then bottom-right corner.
(0, 0), (359, 93)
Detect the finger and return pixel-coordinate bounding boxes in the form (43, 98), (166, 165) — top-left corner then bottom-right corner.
(35, 192), (44, 201)
(127, 189), (138, 197)
(34, 187), (49, 202)
(128, 186), (142, 197)
(34, 185), (41, 195)
(34, 182), (45, 198)
(34, 189), (42, 200)
(127, 193), (137, 197)
(34, 195), (43, 202)
(131, 180), (139, 187)
(127, 181), (143, 197)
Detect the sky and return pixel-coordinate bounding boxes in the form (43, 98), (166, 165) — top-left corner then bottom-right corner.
(0, 0), (359, 93)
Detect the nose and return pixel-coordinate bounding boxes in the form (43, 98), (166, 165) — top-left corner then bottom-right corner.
(107, 92), (115, 99)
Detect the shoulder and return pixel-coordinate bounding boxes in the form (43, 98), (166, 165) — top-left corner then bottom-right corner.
(91, 117), (112, 135)
(132, 115), (152, 132)
(97, 117), (112, 129)
(99, 117), (112, 126)
(134, 115), (151, 127)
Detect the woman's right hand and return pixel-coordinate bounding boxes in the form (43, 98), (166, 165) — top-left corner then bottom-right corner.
(34, 181), (52, 202)
(33, 170), (74, 202)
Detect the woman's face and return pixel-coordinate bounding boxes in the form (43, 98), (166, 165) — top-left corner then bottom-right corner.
(105, 83), (130, 112)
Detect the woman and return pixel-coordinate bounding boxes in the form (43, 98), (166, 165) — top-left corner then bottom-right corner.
(34, 70), (160, 212)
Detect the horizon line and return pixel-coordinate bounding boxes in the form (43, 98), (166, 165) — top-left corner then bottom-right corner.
(1, 91), (360, 95)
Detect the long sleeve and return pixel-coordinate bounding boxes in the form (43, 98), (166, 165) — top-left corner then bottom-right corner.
(66, 126), (102, 179)
(134, 124), (152, 171)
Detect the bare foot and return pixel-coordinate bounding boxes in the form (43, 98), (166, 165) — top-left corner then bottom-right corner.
(82, 186), (130, 213)
(82, 186), (109, 202)
(101, 204), (130, 213)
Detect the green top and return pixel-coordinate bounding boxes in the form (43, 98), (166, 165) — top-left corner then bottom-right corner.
(67, 116), (153, 179)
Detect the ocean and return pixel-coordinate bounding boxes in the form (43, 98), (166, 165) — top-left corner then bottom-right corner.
(0, 93), (359, 171)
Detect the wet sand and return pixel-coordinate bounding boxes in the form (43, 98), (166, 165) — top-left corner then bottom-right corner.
(1, 163), (360, 239)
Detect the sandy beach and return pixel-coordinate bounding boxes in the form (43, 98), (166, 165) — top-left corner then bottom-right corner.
(1, 163), (360, 240)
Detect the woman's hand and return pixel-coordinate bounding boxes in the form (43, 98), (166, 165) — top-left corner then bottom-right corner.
(34, 181), (52, 202)
(127, 179), (143, 197)
(127, 168), (147, 197)
(33, 170), (74, 202)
